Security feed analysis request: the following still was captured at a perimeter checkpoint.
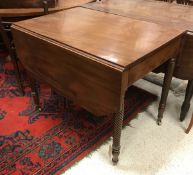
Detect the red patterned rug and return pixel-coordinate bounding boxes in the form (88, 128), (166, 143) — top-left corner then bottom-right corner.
(0, 58), (157, 175)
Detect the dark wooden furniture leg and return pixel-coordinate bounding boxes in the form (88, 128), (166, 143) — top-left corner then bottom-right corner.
(10, 44), (24, 95)
(0, 1), (49, 96)
(28, 75), (41, 111)
(180, 80), (193, 121)
(186, 113), (193, 134)
(112, 94), (124, 164)
(0, 18), (24, 95)
(157, 58), (176, 125)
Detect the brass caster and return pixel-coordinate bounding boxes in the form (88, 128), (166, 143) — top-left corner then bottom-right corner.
(112, 157), (119, 165)
(112, 149), (119, 165)
(35, 106), (42, 112)
(180, 112), (186, 122)
(157, 119), (162, 126)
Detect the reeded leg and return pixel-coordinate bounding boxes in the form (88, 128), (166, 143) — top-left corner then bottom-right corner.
(180, 80), (193, 121)
(157, 58), (176, 125)
(112, 96), (124, 164)
(186, 113), (193, 134)
(28, 75), (41, 111)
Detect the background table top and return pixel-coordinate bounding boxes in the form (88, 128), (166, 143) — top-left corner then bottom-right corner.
(0, 0), (93, 17)
(83, 0), (193, 31)
(13, 7), (184, 69)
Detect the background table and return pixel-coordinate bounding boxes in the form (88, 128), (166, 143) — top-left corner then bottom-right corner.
(0, 0), (94, 17)
(83, 0), (193, 30)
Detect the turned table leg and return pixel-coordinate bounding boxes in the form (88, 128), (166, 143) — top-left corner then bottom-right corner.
(180, 80), (193, 121)
(0, 19), (24, 96)
(28, 75), (41, 111)
(10, 45), (24, 96)
(157, 58), (176, 125)
(112, 95), (124, 164)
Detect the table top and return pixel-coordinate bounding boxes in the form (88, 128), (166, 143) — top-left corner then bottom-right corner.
(83, 0), (193, 31)
(13, 7), (184, 70)
(0, 0), (93, 17)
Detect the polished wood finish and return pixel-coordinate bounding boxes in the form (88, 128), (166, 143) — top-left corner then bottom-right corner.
(0, 0), (94, 17)
(83, 0), (193, 30)
(157, 58), (176, 125)
(0, 0), (58, 8)
(83, 0), (193, 121)
(11, 7), (184, 162)
(0, 0), (94, 95)
(175, 33), (193, 80)
(178, 33), (193, 120)
(11, 8), (183, 70)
